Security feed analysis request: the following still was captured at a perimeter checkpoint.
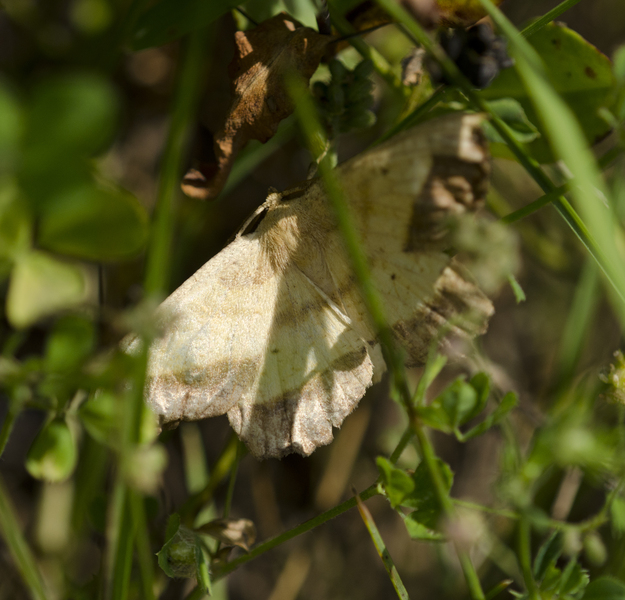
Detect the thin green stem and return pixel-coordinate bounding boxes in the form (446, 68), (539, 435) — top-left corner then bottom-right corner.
(144, 27), (210, 297)
(389, 428), (414, 463)
(520, 0), (584, 39)
(207, 410), (433, 586)
(410, 416), (485, 600)
(0, 474), (48, 600)
(356, 494), (410, 599)
(477, 0), (625, 319)
(223, 442), (242, 519)
(105, 477), (133, 600)
(518, 518), (539, 599)
(290, 75), (413, 409)
(131, 490), (157, 600)
(453, 499), (519, 520)
(502, 146), (623, 224)
(212, 484), (379, 580)
(180, 432), (240, 525)
(376, 0), (625, 316)
(185, 585), (208, 600)
(374, 86), (447, 145)
(0, 396), (21, 458)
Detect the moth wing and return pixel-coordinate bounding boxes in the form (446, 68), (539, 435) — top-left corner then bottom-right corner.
(305, 113), (494, 364)
(140, 232), (380, 459)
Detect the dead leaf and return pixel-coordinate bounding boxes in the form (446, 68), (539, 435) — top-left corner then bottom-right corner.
(436, 0), (504, 27)
(196, 518), (257, 551)
(182, 13), (333, 200)
(401, 47), (426, 86)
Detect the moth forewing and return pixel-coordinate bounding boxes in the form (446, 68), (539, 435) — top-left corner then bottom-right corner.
(141, 113), (493, 459)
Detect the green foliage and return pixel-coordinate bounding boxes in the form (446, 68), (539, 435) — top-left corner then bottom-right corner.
(482, 22), (615, 163)
(378, 456), (453, 541)
(25, 417), (78, 482)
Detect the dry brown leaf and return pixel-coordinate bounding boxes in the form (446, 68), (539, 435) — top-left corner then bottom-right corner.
(196, 518), (257, 551)
(182, 13), (333, 200)
(436, 0), (504, 27)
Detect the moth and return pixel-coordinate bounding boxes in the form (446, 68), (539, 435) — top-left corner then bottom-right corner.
(129, 113), (494, 459)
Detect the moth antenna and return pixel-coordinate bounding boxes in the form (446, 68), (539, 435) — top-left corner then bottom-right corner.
(234, 6), (258, 27)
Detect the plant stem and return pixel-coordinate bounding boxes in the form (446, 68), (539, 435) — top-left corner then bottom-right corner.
(131, 490), (157, 600)
(0, 395), (21, 458)
(520, 0), (584, 39)
(376, 0), (625, 317)
(411, 415), (485, 600)
(356, 494), (410, 599)
(212, 484), (379, 580)
(0, 474), (48, 600)
(518, 518), (539, 599)
(144, 27), (210, 297)
(180, 432), (241, 525)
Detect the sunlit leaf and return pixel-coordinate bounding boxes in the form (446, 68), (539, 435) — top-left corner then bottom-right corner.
(482, 23), (616, 163)
(6, 250), (88, 328)
(25, 418), (78, 482)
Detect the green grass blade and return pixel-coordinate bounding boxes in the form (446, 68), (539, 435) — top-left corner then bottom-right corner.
(521, 0), (584, 39)
(355, 493), (410, 600)
(144, 27), (212, 297)
(0, 474), (48, 600)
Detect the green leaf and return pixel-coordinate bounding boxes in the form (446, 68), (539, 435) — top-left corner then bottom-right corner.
(6, 250), (88, 329)
(582, 577), (625, 600)
(131, 0), (240, 50)
(440, 378), (478, 428)
(409, 459), (453, 513)
(44, 315), (95, 372)
(466, 373), (491, 422)
(459, 391), (518, 441)
(38, 186), (149, 262)
(157, 514), (199, 579)
(26, 73), (118, 159)
(534, 531), (563, 582)
(195, 541), (212, 595)
(376, 456), (415, 509)
(79, 392), (120, 445)
(417, 375), (491, 433)
(559, 560), (589, 596)
(401, 511), (445, 541)
(482, 23), (616, 163)
(483, 98), (540, 149)
(508, 274), (526, 304)
(25, 418), (78, 482)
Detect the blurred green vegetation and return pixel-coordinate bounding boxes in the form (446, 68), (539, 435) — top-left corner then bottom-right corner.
(1, 1), (625, 600)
